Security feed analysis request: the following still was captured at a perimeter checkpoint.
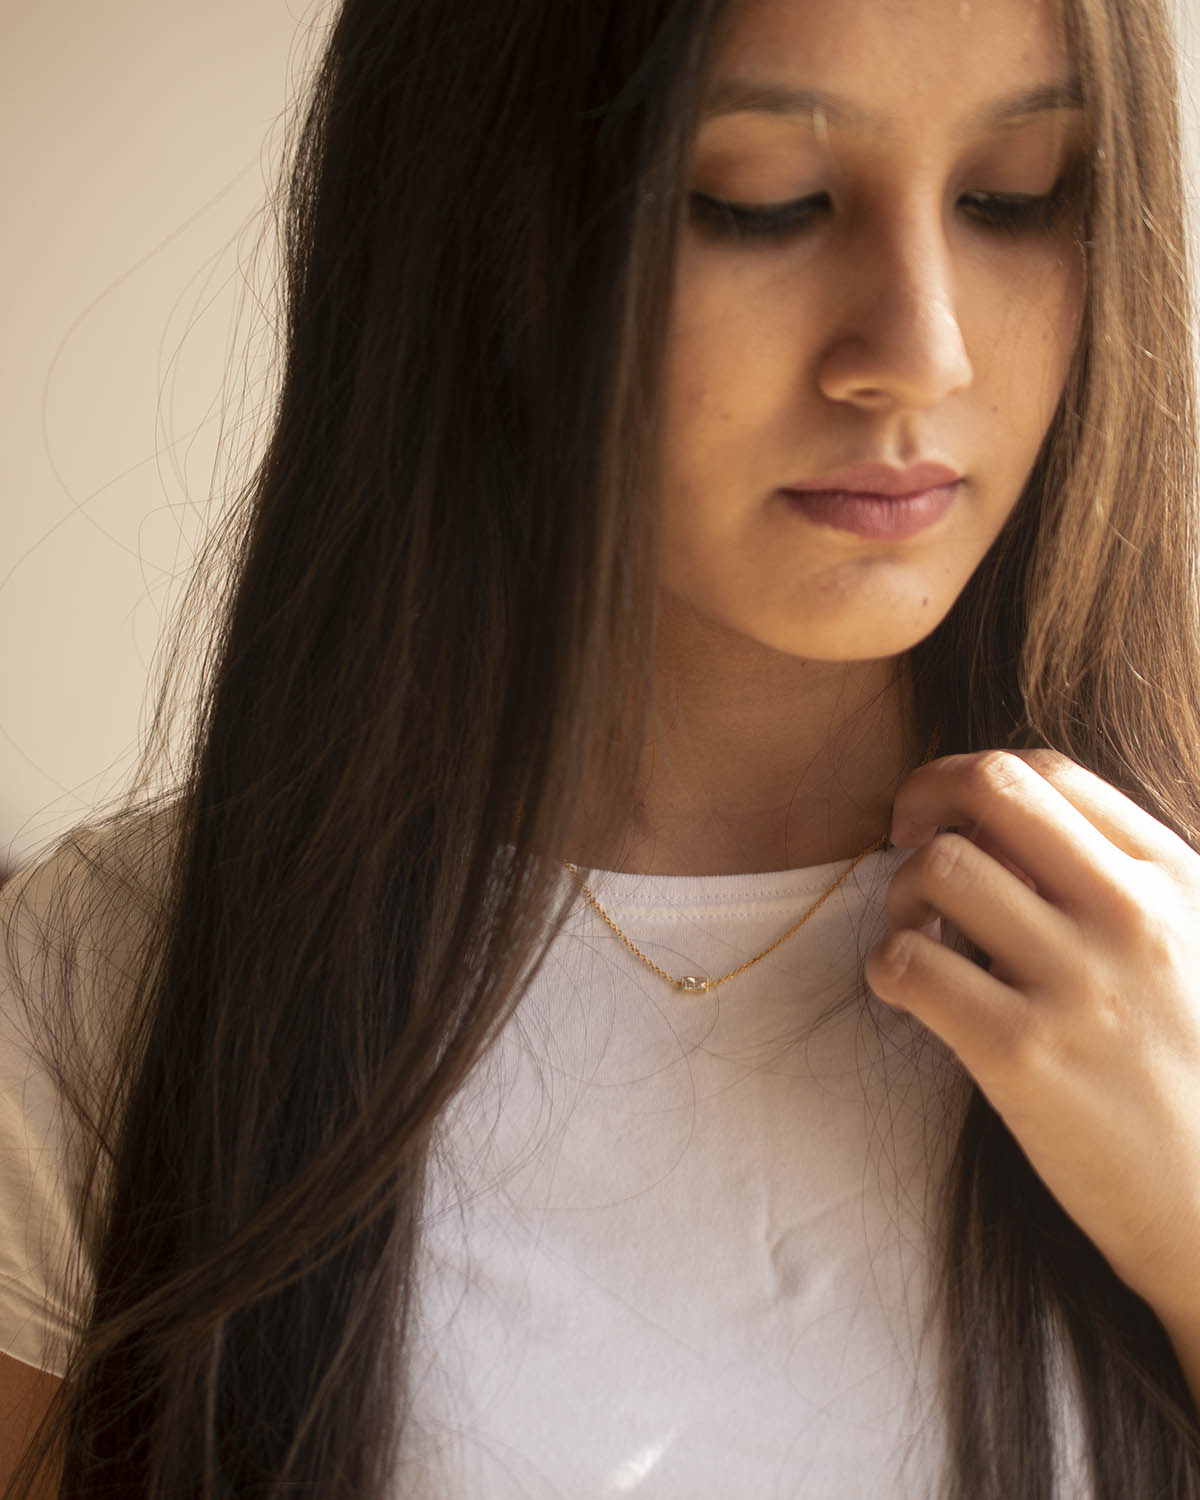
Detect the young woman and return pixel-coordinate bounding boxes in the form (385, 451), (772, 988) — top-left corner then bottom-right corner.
(4, 0), (1200, 1493)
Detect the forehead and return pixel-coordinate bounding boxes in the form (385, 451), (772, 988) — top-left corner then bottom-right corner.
(707, 0), (1072, 123)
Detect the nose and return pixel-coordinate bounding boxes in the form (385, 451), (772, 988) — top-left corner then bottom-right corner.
(816, 209), (974, 412)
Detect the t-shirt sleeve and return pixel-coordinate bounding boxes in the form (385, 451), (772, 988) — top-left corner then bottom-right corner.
(0, 847), (93, 1375)
(0, 811), (177, 1376)
(0, 810), (169, 1379)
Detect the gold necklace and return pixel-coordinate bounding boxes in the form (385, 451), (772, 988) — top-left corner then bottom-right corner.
(563, 833), (888, 995)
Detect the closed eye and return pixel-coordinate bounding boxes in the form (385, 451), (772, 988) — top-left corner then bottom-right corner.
(957, 175), (1077, 233)
(688, 191), (831, 241)
(688, 165), (1082, 244)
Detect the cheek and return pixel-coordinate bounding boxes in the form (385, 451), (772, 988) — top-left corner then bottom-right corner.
(662, 262), (802, 469)
(1059, 255), (1087, 381)
(671, 369), (736, 430)
(1037, 278), (1084, 436)
(661, 305), (739, 481)
(1037, 244), (1085, 372)
(975, 254), (1084, 435)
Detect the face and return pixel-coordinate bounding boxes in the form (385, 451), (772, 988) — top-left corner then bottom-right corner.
(659, 0), (1086, 662)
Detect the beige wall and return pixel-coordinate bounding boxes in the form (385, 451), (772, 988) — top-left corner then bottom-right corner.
(2, 2), (1200, 868)
(1, 0), (334, 866)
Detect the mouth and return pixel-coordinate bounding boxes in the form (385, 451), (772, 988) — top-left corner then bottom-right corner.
(778, 480), (962, 540)
(779, 462), (963, 540)
(785, 461), (962, 496)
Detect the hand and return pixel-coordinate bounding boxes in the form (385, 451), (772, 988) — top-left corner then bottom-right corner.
(864, 748), (1200, 1331)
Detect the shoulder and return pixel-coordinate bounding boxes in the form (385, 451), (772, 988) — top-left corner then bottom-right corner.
(0, 805), (183, 1378)
(0, 800), (185, 1048)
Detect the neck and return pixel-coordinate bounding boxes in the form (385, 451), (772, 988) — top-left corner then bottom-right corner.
(563, 595), (922, 877)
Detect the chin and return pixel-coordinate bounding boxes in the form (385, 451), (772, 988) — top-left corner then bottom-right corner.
(746, 605), (955, 664)
(663, 574), (961, 662)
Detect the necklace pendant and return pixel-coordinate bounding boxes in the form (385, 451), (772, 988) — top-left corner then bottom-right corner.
(677, 974), (711, 994)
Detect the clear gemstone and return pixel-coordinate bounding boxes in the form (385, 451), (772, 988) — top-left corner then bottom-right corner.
(678, 975), (710, 993)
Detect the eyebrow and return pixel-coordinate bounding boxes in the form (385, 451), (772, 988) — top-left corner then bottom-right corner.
(700, 78), (1084, 136)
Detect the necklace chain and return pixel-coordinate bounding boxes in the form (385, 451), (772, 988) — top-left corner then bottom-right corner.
(563, 833), (888, 994)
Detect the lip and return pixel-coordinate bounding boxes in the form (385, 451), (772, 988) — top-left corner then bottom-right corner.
(778, 461), (963, 541)
(785, 462), (962, 496)
(781, 484), (958, 539)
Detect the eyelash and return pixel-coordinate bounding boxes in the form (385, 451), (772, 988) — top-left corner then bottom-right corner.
(689, 172), (1079, 243)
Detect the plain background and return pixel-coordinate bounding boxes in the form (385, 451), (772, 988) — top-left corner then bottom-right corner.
(1, 0), (333, 868)
(2, 1), (1200, 869)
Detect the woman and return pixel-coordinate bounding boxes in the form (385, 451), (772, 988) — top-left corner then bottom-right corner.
(3, 0), (1200, 1492)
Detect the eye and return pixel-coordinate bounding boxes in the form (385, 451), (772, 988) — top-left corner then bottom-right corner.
(688, 191), (831, 242)
(957, 163), (1084, 234)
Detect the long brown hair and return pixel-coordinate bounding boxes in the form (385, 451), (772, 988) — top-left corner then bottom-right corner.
(7, 0), (1200, 1494)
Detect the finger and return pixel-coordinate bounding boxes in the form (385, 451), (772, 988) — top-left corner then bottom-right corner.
(887, 832), (1078, 989)
(889, 751), (1133, 914)
(1006, 748), (1192, 868)
(865, 924), (1031, 1089)
(955, 825), (1040, 892)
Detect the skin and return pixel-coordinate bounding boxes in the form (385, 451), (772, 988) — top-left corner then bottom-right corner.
(593, 0), (1087, 877)
(0, 1353), (61, 1497)
(604, 0), (1200, 1404)
(871, 749), (1200, 1401)
(4, 1), (1196, 1484)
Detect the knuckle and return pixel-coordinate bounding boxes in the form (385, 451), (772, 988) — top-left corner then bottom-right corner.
(920, 830), (974, 886)
(1125, 903), (1178, 969)
(1093, 868), (1167, 952)
(963, 749), (1026, 802)
(1021, 746), (1068, 779)
(1093, 879), (1138, 934)
(991, 1006), (1054, 1078)
(872, 928), (922, 984)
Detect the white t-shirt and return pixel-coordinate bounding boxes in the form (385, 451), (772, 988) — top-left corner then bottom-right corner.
(401, 848), (958, 1498)
(0, 828), (1085, 1496)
